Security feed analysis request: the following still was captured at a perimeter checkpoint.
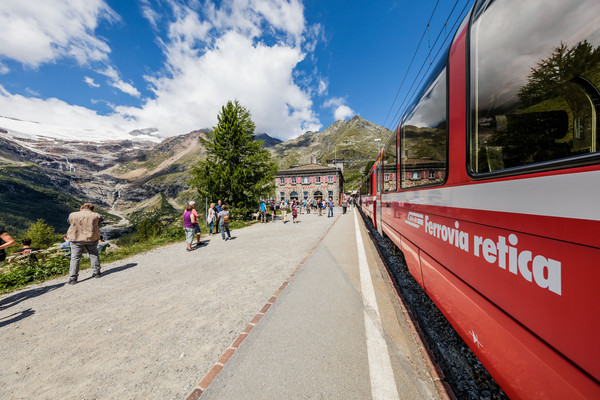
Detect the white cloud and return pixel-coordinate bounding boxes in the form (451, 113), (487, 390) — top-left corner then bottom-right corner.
(118, 0), (321, 138)
(0, 0), (119, 67)
(324, 97), (355, 121)
(140, 0), (161, 30)
(84, 76), (101, 88)
(0, 0), (325, 141)
(333, 105), (354, 121)
(120, 29), (321, 138)
(317, 79), (328, 95)
(99, 66), (141, 97)
(25, 88), (41, 97)
(0, 85), (136, 140)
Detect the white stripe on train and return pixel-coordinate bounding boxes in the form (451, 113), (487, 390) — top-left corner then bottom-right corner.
(382, 170), (600, 221)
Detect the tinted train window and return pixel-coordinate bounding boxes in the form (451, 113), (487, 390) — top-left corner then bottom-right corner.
(470, 0), (600, 174)
(382, 135), (397, 192)
(400, 58), (447, 189)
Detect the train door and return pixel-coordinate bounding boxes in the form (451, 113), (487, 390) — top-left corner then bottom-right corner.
(375, 161), (382, 235)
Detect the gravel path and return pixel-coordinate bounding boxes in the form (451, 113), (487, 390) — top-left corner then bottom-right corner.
(0, 212), (337, 400)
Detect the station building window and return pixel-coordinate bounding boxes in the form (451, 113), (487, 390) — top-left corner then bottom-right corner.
(302, 176), (310, 184)
(400, 57), (447, 189)
(314, 190), (323, 200)
(290, 191), (298, 200)
(469, 0), (600, 175)
(316, 176), (321, 183)
(280, 192), (285, 201)
(279, 178), (285, 184)
(328, 191), (333, 199)
(328, 175), (333, 183)
(303, 191), (309, 199)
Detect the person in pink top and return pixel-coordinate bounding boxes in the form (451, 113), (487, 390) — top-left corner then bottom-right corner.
(189, 201), (201, 247)
(183, 204), (197, 252)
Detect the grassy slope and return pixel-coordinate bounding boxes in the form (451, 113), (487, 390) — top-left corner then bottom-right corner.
(0, 165), (120, 235)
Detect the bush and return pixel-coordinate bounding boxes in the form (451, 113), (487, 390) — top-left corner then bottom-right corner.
(0, 252), (69, 291)
(21, 219), (62, 249)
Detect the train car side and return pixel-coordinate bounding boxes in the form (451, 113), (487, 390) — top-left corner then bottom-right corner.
(373, 1), (600, 398)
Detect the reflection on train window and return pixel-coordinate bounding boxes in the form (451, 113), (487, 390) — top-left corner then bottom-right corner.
(470, 0), (600, 174)
(383, 135), (397, 192)
(400, 60), (447, 189)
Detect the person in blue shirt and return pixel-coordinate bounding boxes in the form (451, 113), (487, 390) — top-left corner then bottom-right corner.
(215, 200), (223, 233)
(259, 200), (267, 223)
(327, 198), (334, 218)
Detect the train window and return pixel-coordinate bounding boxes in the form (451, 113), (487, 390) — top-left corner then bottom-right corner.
(383, 135), (397, 192)
(400, 58), (447, 189)
(469, 0), (600, 175)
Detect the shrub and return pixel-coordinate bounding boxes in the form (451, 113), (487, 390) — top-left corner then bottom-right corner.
(21, 219), (62, 249)
(0, 251), (69, 291)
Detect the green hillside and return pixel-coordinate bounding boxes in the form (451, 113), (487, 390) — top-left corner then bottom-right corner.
(0, 165), (119, 235)
(270, 116), (393, 190)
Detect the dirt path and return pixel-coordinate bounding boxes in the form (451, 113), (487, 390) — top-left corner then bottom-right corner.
(0, 212), (336, 400)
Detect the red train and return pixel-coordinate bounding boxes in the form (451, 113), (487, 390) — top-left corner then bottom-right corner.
(360, 1), (600, 398)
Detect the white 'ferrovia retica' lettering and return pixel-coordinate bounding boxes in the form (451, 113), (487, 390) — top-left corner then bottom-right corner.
(425, 216), (469, 252)
(422, 215), (561, 296)
(474, 234), (561, 295)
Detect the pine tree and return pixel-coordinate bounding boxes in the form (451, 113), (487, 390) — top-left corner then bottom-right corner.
(188, 100), (278, 218)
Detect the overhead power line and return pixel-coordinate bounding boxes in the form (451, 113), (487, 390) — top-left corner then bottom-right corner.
(385, 0), (472, 131)
(382, 0), (441, 129)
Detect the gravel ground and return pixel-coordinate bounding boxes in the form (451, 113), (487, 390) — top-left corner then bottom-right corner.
(360, 213), (508, 400)
(0, 212), (336, 400)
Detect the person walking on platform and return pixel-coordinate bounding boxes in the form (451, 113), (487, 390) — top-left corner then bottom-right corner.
(291, 200), (298, 223)
(318, 199), (323, 216)
(270, 200), (276, 222)
(215, 200), (223, 233)
(219, 205), (231, 240)
(280, 200), (288, 223)
(342, 198), (348, 214)
(259, 200), (267, 223)
(327, 197), (334, 218)
(183, 204), (196, 252)
(207, 203), (217, 235)
(189, 201), (201, 247)
(66, 203), (104, 284)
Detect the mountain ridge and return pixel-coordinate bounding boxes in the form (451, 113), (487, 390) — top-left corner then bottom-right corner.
(0, 116), (392, 234)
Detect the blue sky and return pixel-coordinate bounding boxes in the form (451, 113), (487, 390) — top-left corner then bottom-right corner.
(0, 0), (474, 141)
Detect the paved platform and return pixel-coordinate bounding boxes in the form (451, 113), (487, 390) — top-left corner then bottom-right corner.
(0, 207), (444, 400)
(190, 209), (443, 400)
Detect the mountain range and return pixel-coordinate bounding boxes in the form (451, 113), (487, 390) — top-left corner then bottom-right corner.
(0, 116), (391, 235)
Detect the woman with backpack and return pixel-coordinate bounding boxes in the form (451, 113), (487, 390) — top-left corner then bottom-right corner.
(218, 204), (231, 241)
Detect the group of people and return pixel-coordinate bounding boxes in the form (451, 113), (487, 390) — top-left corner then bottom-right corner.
(182, 199), (231, 252)
(259, 196), (355, 223)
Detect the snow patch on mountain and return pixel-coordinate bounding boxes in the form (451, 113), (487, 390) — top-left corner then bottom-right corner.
(0, 115), (162, 143)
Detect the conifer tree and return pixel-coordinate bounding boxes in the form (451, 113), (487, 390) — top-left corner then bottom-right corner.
(189, 100), (278, 218)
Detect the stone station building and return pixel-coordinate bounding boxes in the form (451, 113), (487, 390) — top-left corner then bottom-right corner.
(275, 163), (345, 205)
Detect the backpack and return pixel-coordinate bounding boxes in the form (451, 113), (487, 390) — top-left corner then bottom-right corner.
(223, 214), (230, 223)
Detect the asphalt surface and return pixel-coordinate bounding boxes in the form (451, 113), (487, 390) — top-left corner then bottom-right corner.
(0, 207), (442, 400)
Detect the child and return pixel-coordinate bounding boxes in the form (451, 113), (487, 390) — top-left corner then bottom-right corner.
(292, 207), (298, 223)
